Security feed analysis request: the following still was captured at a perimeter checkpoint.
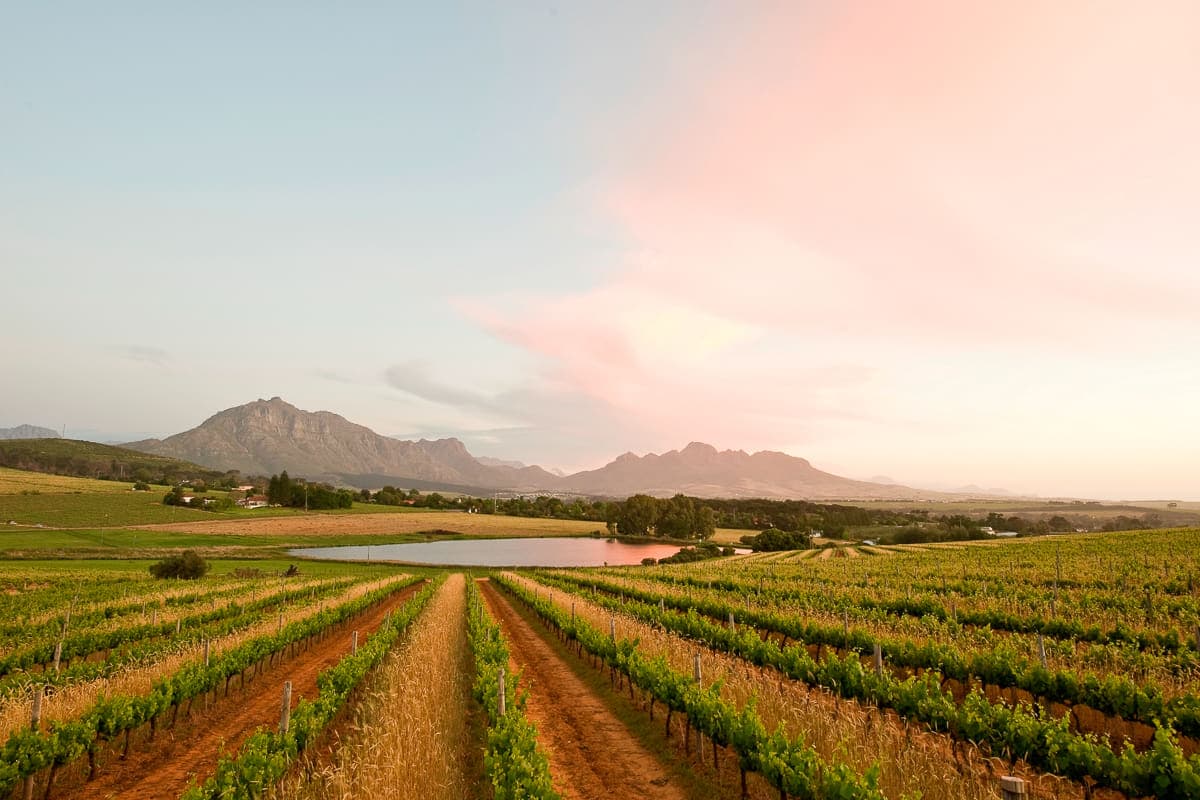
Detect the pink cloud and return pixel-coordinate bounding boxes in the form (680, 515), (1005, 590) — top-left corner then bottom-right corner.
(619, 2), (1199, 327)
(459, 2), (1200, 458)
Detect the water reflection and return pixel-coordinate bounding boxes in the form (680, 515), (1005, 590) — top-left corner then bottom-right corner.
(291, 536), (691, 567)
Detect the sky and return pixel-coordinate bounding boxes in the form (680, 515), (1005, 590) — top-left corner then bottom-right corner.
(2, 2), (1198, 500)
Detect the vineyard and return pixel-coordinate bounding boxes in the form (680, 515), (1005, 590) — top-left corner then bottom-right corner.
(0, 528), (1195, 798)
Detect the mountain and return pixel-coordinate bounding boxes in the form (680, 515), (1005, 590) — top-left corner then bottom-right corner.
(124, 397), (942, 500)
(559, 442), (941, 500)
(0, 425), (59, 440)
(125, 397), (562, 490)
(476, 456), (528, 470)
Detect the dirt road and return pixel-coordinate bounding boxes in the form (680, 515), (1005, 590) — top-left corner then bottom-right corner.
(480, 580), (689, 800)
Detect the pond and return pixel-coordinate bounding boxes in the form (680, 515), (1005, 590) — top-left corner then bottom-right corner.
(290, 537), (692, 567)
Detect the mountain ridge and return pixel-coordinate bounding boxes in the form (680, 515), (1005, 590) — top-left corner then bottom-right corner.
(0, 425), (59, 440)
(124, 397), (944, 500)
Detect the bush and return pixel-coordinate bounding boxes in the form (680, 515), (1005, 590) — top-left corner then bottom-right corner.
(132, 481), (151, 491)
(741, 529), (813, 552)
(149, 550), (209, 580)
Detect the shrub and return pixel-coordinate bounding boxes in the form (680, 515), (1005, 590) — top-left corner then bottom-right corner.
(149, 550), (209, 580)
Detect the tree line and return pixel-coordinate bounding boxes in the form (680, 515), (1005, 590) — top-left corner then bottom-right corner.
(267, 471), (354, 510)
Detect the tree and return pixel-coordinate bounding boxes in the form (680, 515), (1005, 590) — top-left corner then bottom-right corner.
(150, 550), (209, 579)
(617, 494), (659, 537)
(267, 471), (293, 506)
(657, 494), (697, 539)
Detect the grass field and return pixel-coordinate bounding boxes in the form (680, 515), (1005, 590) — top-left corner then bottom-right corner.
(0, 467), (431, 529)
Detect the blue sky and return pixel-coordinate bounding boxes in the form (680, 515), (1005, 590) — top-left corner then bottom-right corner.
(2, 3), (708, 439)
(3, 3), (1198, 500)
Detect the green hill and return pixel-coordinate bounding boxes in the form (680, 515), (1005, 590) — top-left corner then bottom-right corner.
(0, 438), (237, 486)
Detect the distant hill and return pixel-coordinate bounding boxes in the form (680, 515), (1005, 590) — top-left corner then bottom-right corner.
(0, 425), (59, 440)
(476, 456), (528, 470)
(125, 397), (562, 491)
(559, 442), (943, 500)
(0, 438), (229, 484)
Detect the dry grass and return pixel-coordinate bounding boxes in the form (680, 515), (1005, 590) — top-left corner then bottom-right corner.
(0, 575), (410, 738)
(134, 511), (605, 538)
(275, 573), (479, 800)
(0, 467), (143, 495)
(511, 572), (1087, 800)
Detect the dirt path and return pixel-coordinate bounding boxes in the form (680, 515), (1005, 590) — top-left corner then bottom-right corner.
(63, 580), (426, 800)
(480, 580), (689, 800)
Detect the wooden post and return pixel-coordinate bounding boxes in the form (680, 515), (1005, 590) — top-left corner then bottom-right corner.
(352, 631), (358, 655)
(497, 667), (506, 716)
(609, 617), (616, 640)
(175, 618), (181, 635)
(53, 641), (63, 674)
(278, 613), (284, 633)
(1000, 776), (1028, 799)
(842, 610), (849, 646)
(152, 609), (157, 626)
(659, 598), (665, 613)
(873, 643), (883, 676)
(279, 681), (292, 734)
(22, 689), (42, 800)
(693, 652), (702, 685)
(31, 688), (43, 730)
(203, 639), (211, 667)
(1037, 634), (1047, 669)
(571, 602), (576, 626)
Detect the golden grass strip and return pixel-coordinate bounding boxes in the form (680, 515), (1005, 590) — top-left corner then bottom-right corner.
(274, 573), (478, 800)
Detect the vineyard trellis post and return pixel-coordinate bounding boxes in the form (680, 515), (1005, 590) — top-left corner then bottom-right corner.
(873, 643), (883, 676)
(279, 681), (292, 734)
(24, 688), (43, 800)
(352, 630), (358, 655)
(1000, 776), (1028, 799)
(498, 667), (506, 716)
